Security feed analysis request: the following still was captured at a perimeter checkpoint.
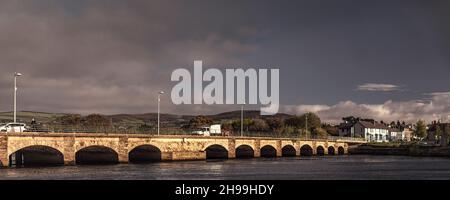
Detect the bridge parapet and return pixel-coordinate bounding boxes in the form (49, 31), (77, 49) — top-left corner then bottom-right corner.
(0, 132), (365, 167)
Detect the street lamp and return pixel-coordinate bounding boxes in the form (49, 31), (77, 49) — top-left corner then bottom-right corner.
(14, 72), (22, 123)
(241, 101), (245, 137)
(305, 112), (308, 139)
(157, 91), (164, 135)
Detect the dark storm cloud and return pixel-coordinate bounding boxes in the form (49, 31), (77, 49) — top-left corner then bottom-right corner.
(0, 0), (261, 114)
(0, 0), (449, 123)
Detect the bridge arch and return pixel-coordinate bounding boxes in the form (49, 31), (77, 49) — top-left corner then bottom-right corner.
(235, 145), (254, 158)
(129, 145), (162, 163)
(281, 145), (296, 157)
(260, 145), (277, 157)
(7, 140), (65, 159)
(205, 144), (228, 159)
(300, 144), (313, 156)
(338, 146), (345, 155)
(8, 145), (64, 167)
(328, 146), (336, 155)
(75, 145), (119, 165)
(316, 146), (325, 156)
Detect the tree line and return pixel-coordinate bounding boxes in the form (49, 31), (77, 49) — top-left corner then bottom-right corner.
(183, 113), (338, 137)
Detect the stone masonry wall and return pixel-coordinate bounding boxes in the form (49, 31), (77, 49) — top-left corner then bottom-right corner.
(0, 133), (355, 167)
(0, 135), (7, 167)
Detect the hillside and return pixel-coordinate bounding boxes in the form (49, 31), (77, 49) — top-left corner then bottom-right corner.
(208, 110), (293, 121)
(0, 111), (66, 124)
(0, 110), (295, 126)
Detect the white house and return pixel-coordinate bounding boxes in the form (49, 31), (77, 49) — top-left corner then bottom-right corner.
(339, 120), (389, 142)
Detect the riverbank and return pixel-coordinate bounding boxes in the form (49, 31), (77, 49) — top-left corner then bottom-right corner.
(349, 143), (450, 157)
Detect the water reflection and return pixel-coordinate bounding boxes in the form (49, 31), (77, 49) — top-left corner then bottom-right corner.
(1, 155), (450, 180)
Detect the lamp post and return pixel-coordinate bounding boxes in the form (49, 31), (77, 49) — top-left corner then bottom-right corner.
(305, 112), (308, 139)
(157, 91), (164, 135)
(14, 72), (22, 123)
(241, 102), (245, 137)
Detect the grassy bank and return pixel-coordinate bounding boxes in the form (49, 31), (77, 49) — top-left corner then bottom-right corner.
(350, 142), (450, 157)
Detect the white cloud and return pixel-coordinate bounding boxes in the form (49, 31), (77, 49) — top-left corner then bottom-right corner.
(356, 83), (402, 92)
(282, 92), (450, 124)
(283, 104), (330, 114)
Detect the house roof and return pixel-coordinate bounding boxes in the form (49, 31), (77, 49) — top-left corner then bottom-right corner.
(339, 123), (353, 129)
(358, 121), (388, 129)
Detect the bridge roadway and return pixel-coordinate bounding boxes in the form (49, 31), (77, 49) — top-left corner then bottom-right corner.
(0, 132), (366, 167)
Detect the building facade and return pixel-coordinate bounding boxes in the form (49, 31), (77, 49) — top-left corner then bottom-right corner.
(402, 127), (414, 142)
(339, 120), (389, 142)
(389, 128), (404, 141)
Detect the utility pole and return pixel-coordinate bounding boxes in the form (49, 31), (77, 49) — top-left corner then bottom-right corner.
(305, 112), (308, 139)
(14, 72), (22, 123)
(241, 102), (244, 137)
(157, 91), (164, 135)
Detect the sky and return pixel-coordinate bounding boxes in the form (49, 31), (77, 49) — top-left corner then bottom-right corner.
(0, 0), (449, 123)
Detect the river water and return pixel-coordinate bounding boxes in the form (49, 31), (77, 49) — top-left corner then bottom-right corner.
(1, 155), (450, 180)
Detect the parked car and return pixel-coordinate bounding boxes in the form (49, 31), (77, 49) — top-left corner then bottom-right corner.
(0, 123), (27, 133)
(192, 127), (211, 136)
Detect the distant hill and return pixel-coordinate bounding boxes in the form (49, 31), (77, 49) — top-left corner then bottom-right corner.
(111, 110), (293, 124)
(209, 110), (293, 121)
(0, 110), (294, 126)
(108, 113), (193, 125)
(0, 111), (66, 124)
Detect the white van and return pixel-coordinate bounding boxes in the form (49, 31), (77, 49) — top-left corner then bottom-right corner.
(209, 124), (221, 135)
(0, 123), (27, 133)
(191, 124), (222, 136)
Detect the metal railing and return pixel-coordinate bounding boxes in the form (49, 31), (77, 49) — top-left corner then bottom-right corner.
(2, 124), (366, 142)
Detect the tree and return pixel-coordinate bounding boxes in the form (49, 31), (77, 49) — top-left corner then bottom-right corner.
(84, 114), (110, 127)
(138, 124), (153, 132)
(185, 115), (213, 129)
(265, 117), (284, 133)
(322, 124), (339, 136)
(445, 124), (450, 144)
(285, 113), (321, 130)
(313, 127), (328, 138)
(221, 122), (233, 132)
(390, 121), (396, 127)
(446, 124), (450, 136)
(415, 120), (427, 139)
(55, 114), (82, 125)
(248, 119), (269, 132)
(281, 126), (299, 136)
(284, 113), (321, 137)
(231, 119), (251, 131)
(435, 124), (442, 139)
(303, 113), (321, 129)
(285, 116), (303, 128)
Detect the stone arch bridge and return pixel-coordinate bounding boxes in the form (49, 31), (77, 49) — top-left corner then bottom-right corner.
(0, 133), (365, 167)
